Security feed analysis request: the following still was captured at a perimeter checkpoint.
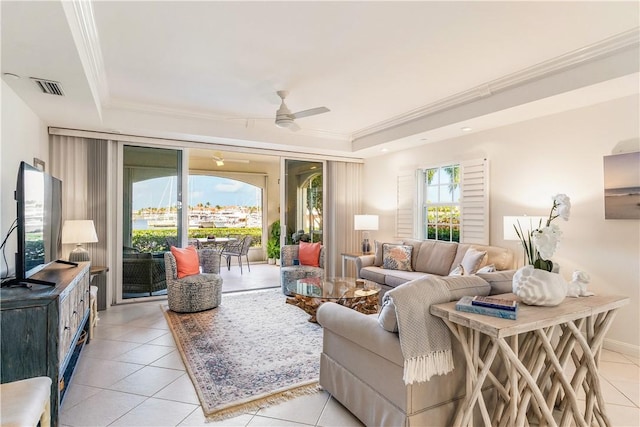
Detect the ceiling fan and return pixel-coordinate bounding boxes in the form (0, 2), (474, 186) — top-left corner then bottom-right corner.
(274, 90), (330, 131)
(212, 152), (250, 167)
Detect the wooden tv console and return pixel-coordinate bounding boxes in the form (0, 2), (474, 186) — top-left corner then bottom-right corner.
(1, 261), (91, 425)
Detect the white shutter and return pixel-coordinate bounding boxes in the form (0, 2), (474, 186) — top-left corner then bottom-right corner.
(396, 172), (415, 238)
(460, 158), (489, 244)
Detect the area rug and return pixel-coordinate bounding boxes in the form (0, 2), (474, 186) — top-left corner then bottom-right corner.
(162, 288), (323, 420)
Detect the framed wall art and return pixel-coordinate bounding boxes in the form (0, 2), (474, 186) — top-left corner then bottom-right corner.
(603, 151), (640, 220)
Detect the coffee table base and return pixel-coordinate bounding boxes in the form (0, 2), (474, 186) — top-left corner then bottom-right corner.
(286, 293), (379, 322)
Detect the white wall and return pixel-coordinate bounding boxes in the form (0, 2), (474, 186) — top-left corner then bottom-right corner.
(1, 81), (49, 277)
(363, 95), (640, 352)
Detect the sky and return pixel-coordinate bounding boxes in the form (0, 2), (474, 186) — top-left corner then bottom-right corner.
(133, 175), (261, 210)
(603, 151), (640, 189)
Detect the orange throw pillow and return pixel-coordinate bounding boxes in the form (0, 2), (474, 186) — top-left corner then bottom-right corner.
(299, 241), (322, 267)
(170, 246), (200, 278)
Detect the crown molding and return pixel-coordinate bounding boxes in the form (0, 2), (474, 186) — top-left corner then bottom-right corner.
(353, 28), (640, 141)
(62, 0), (110, 120)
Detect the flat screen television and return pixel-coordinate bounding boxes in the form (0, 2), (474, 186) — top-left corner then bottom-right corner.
(3, 161), (63, 287)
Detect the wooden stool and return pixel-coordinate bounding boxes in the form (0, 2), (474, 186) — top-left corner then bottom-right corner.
(0, 376), (52, 427)
(89, 285), (99, 339)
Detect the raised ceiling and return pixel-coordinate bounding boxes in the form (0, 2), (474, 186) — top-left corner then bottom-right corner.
(2, 1), (638, 158)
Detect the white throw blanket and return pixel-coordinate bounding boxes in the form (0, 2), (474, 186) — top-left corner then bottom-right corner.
(385, 276), (454, 384)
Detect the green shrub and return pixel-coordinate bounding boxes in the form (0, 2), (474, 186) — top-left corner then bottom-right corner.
(130, 227), (262, 252)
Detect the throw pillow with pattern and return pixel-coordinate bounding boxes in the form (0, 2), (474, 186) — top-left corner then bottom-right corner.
(382, 244), (413, 271)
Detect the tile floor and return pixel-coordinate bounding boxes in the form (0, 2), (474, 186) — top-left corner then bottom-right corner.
(61, 265), (640, 426)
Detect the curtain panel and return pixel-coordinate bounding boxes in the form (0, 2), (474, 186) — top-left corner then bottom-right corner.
(325, 161), (363, 277)
(49, 135), (115, 308)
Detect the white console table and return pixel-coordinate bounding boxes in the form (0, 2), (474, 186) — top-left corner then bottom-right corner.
(431, 293), (628, 427)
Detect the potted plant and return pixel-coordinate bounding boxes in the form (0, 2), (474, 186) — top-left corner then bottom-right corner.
(266, 239), (278, 265)
(268, 220), (281, 266)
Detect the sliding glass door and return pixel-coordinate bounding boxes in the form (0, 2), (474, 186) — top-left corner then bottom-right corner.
(120, 146), (183, 301)
(281, 159), (324, 246)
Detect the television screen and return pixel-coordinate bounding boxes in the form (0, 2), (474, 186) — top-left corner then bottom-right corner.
(16, 161), (62, 280)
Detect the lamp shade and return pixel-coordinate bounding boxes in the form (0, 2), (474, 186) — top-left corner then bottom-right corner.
(354, 215), (379, 231)
(62, 220), (98, 245)
(503, 216), (545, 241)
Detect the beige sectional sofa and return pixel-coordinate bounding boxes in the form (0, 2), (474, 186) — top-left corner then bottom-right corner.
(317, 274), (508, 426)
(356, 239), (515, 297)
(317, 239), (516, 426)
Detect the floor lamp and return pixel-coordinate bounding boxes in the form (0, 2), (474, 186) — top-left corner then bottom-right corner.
(354, 214), (379, 254)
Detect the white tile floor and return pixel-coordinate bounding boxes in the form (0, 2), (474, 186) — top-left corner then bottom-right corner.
(61, 267), (640, 426)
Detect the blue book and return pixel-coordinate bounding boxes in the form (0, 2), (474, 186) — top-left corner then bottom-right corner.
(455, 296), (518, 320)
(471, 295), (518, 312)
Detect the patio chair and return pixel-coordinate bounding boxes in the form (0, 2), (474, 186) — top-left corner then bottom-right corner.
(222, 235), (252, 274)
(122, 247), (167, 296)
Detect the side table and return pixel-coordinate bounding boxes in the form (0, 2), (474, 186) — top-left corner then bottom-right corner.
(431, 293), (628, 427)
(341, 252), (364, 277)
(90, 266), (109, 310)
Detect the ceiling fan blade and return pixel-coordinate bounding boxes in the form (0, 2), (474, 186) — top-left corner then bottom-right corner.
(292, 106), (330, 119)
(288, 122), (301, 132)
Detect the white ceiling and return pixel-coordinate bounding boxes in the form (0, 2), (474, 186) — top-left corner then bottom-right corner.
(2, 1), (639, 159)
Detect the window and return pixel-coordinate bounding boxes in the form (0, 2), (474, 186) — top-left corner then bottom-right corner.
(420, 165), (460, 242)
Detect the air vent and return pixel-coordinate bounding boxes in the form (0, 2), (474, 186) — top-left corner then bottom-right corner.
(31, 78), (65, 96)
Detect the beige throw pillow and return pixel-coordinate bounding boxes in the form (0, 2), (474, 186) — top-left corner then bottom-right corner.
(460, 247), (487, 275)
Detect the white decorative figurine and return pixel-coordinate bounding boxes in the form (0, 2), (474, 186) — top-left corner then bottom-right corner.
(566, 270), (594, 298)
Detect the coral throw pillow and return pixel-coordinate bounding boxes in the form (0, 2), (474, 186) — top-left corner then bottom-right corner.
(170, 246), (200, 278)
(299, 242), (321, 267)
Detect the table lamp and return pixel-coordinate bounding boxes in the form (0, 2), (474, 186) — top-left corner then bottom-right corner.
(62, 220), (98, 262)
(354, 214), (379, 254)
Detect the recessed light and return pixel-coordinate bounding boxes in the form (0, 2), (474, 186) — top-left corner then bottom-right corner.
(461, 126), (472, 132)
(381, 148), (389, 152)
(3, 73), (20, 80)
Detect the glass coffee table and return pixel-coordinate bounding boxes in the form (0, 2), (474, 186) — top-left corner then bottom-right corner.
(286, 277), (381, 322)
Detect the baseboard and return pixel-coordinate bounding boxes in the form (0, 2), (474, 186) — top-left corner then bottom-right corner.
(604, 338), (640, 358)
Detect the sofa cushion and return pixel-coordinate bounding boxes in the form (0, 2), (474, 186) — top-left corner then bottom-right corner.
(414, 241), (458, 276)
(382, 244), (413, 271)
(360, 266), (388, 284)
(477, 270), (516, 295)
(385, 271), (428, 288)
(440, 275), (491, 301)
(402, 238), (423, 270)
(170, 246), (200, 278)
(453, 244), (514, 272)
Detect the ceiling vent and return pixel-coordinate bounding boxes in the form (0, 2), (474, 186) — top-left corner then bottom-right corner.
(31, 78), (65, 96)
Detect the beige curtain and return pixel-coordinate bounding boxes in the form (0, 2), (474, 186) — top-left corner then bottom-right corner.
(325, 161), (363, 277)
(49, 135), (114, 309)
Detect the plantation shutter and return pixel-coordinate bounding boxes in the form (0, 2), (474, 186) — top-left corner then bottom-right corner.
(460, 158), (489, 244)
(396, 172), (415, 238)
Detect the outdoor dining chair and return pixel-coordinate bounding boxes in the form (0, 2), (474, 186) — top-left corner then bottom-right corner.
(222, 235), (252, 274)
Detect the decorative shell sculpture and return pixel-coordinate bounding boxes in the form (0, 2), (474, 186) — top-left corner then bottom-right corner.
(512, 265), (568, 306)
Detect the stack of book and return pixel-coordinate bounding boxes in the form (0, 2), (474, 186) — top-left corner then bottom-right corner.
(455, 295), (519, 320)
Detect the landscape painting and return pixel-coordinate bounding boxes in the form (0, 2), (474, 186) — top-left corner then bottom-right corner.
(603, 151), (640, 220)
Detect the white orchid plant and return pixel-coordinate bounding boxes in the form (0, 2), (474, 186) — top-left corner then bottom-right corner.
(514, 194), (571, 272)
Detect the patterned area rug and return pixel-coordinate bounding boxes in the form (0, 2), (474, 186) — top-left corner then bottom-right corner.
(162, 288), (323, 420)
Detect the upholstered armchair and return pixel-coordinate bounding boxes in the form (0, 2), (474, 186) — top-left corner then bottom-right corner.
(122, 247), (167, 296)
(164, 248), (223, 313)
(280, 244), (325, 296)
